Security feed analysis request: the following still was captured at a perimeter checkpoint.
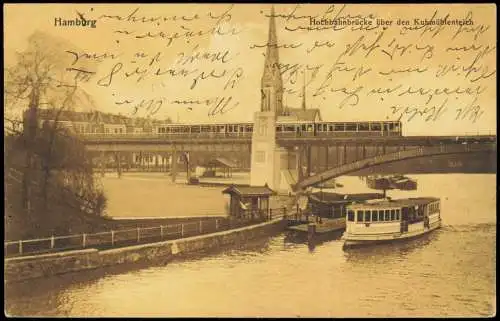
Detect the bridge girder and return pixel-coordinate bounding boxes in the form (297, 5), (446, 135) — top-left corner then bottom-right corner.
(295, 143), (496, 191)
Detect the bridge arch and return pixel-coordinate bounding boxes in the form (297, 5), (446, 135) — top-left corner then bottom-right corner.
(295, 143), (496, 191)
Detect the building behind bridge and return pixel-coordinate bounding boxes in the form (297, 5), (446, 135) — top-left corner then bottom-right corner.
(31, 109), (173, 135)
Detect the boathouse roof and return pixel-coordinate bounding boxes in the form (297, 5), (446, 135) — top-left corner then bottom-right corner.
(222, 184), (275, 197)
(206, 157), (237, 168)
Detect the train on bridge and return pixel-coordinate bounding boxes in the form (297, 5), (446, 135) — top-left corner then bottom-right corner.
(155, 120), (403, 138)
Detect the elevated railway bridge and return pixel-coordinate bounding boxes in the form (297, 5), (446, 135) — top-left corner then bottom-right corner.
(78, 121), (496, 190)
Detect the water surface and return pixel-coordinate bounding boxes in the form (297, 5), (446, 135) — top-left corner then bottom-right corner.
(5, 174), (496, 317)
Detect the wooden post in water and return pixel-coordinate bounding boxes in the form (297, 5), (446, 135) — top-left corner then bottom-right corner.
(137, 227), (140, 242)
(19, 240), (23, 255)
(181, 224), (184, 237)
(111, 231), (115, 246)
(199, 221), (203, 234)
(160, 225), (164, 239)
(82, 234), (86, 248)
(50, 235), (55, 249)
(215, 219), (219, 231)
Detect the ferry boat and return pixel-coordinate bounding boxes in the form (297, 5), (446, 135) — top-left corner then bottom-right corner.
(342, 197), (441, 248)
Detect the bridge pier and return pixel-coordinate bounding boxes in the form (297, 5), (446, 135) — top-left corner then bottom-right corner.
(250, 112), (303, 193)
(117, 152), (123, 178)
(99, 151), (106, 177)
(184, 152), (191, 182)
(126, 152), (133, 172)
(297, 146), (304, 183)
(341, 144), (347, 166)
(138, 151), (143, 171)
(171, 150), (178, 183)
(162, 153), (168, 173)
(325, 146), (329, 171)
(306, 145), (312, 177)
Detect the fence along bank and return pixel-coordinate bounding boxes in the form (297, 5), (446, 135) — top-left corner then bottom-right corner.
(5, 211), (288, 283)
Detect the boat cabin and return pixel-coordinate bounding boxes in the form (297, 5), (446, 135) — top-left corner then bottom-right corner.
(222, 185), (275, 219)
(346, 197), (440, 226)
(308, 192), (385, 219)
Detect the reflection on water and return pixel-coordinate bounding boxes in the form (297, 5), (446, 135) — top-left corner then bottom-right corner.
(5, 175), (496, 317)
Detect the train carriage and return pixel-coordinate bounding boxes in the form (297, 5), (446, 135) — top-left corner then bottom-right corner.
(155, 120), (402, 138)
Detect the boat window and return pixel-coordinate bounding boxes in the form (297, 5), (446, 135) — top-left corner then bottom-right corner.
(364, 210), (371, 222)
(396, 209), (400, 220)
(347, 210), (355, 222)
(372, 210), (379, 222)
(357, 210), (364, 222)
(385, 210), (390, 221)
(390, 209), (395, 220)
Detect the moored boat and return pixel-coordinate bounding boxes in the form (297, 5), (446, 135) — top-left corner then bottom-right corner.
(389, 175), (417, 190)
(366, 176), (393, 190)
(342, 197), (441, 248)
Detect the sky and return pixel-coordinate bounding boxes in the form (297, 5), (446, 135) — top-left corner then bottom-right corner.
(4, 3), (497, 136)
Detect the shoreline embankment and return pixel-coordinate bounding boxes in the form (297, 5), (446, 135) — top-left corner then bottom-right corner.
(5, 218), (287, 283)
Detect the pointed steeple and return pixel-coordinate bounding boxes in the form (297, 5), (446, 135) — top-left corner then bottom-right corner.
(261, 5), (283, 115)
(266, 6), (279, 61)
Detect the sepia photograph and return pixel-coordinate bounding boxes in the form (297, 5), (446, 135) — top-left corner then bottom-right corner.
(4, 3), (496, 317)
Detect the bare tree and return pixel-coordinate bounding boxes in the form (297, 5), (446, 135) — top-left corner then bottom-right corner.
(4, 32), (106, 235)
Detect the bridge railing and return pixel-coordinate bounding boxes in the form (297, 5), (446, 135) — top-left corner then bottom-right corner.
(4, 208), (293, 258)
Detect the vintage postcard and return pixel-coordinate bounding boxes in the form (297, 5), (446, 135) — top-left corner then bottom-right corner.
(4, 3), (496, 317)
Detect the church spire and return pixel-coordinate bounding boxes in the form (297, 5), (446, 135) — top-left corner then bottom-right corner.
(261, 5), (283, 115)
